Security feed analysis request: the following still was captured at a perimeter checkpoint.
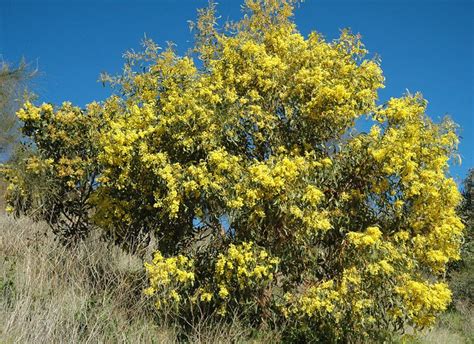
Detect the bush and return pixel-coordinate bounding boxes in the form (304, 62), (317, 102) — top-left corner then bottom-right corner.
(1, 102), (101, 241)
(1, 0), (465, 342)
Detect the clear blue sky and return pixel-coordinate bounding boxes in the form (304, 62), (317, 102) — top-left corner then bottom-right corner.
(1, 0), (473, 182)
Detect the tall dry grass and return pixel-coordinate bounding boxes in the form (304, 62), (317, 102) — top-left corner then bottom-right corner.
(0, 215), (172, 343)
(0, 215), (278, 343)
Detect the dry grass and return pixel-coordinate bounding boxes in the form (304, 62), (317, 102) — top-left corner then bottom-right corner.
(0, 215), (277, 343)
(408, 304), (474, 344)
(0, 215), (172, 343)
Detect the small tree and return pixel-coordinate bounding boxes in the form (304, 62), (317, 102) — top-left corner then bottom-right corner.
(3, 0), (465, 341)
(0, 59), (35, 153)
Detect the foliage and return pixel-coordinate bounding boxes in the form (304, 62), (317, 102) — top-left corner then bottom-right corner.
(1, 101), (101, 240)
(0, 59), (36, 153)
(145, 241), (280, 323)
(1, 0), (465, 342)
(460, 169), (474, 227)
(448, 169), (473, 305)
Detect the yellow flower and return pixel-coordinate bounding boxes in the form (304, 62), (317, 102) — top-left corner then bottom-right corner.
(321, 157), (332, 166)
(200, 292), (213, 302)
(218, 285), (229, 299)
(170, 290), (181, 302)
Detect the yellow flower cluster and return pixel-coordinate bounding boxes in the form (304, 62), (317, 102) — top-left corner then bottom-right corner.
(16, 101), (42, 121)
(347, 226), (382, 247)
(215, 242), (279, 289)
(285, 265), (374, 330)
(367, 94), (464, 273)
(395, 280), (451, 327)
(294, 280), (340, 315)
(144, 251), (195, 308)
(143, 242), (279, 316)
(25, 156), (53, 174)
(195, 242), (279, 316)
(303, 185), (325, 206)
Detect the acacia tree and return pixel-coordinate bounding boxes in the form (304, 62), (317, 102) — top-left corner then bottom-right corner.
(3, 0), (464, 341)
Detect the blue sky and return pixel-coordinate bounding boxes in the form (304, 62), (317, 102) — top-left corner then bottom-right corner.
(1, 0), (473, 182)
